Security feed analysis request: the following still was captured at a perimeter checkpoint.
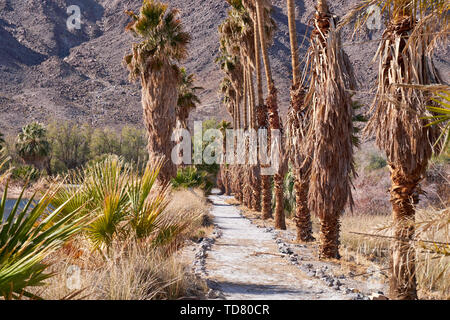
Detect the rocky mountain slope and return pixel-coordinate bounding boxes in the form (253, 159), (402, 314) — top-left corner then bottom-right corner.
(0, 0), (448, 134)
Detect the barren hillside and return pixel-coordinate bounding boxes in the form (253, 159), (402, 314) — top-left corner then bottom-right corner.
(0, 0), (448, 134)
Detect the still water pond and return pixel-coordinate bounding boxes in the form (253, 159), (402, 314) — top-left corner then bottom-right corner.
(2, 199), (37, 221)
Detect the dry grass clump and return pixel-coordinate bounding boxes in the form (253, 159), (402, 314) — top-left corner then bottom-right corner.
(340, 206), (450, 300)
(34, 188), (210, 300)
(340, 214), (392, 263)
(40, 240), (206, 300)
(350, 145), (392, 216)
(166, 188), (213, 243)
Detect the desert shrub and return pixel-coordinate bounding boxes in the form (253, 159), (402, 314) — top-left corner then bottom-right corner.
(47, 121), (92, 172)
(367, 153), (388, 171)
(172, 166), (213, 193)
(11, 165), (42, 182)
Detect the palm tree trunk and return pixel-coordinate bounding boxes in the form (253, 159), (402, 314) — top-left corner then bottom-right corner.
(287, 0), (300, 84)
(389, 166), (419, 300)
(256, 0), (286, 230)
(248, 57), (261, 212)
(319, 212), (340, 260)
(306, 0), (355, 258)
(243, 61), (249, 130)
(286, 0), (314, 241)
(294, 172), (315, 242)
(141, 67), (178, 185)
(254, 12), (271, 218)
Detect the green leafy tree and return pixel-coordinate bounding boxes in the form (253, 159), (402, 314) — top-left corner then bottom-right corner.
(47, 121), (91, 172)
(89, 127), (121, 159)
(119, 125), (149, 166)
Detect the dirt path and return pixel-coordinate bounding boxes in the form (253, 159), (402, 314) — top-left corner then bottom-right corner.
(201, 194), (355, 300)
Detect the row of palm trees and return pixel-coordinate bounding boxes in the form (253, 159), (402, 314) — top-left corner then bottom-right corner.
(124, 0), (447, 300)
(214, 0), (448, 300)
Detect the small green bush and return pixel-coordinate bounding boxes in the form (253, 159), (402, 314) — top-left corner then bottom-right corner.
(367, 154), (388, 171)
(172, 167), (214, 194)
(12, 165), (41, 182)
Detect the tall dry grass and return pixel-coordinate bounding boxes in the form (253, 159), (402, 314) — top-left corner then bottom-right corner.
(340, 206), (450, 299)
(35, 188), (210, 300)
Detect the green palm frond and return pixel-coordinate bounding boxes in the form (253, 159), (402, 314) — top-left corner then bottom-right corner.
(177, 68), (203, 127)
(0, 132), (4, 148)
(15, 122), (51, 162)
(0, 181), (88, 299)
(124, 0), (191, 81)
(424, 90), (450, 149)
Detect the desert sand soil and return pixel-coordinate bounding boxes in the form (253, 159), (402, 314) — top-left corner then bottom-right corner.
(198, 193), (387, 301)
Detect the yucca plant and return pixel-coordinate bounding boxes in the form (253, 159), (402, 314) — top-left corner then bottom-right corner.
(0, 182), (87, 299)
(50, 155), (183, 254)
(128, 158), (171, 242)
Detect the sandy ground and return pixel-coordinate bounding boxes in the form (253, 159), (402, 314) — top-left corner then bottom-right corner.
(198, 193), (388, 300)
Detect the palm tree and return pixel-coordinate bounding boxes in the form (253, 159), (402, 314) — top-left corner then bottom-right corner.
(15, 122), (51, 171)
(124, 0), (191, 185)
(177, 68), (203, 130)
(218, 120), (233, 195)
(341, 0), (448, 300)
(285, 0), (315, 242)
(253, 5), (271, 218)
(254, 0), (286, 230)
(218, 4), (250, 203)
(304, 0), (356, 259)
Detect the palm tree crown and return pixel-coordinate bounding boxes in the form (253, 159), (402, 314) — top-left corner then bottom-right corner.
(177, 68), (203, 128)
(16, 122), (51, 161)
(124, 0), (191, 81)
